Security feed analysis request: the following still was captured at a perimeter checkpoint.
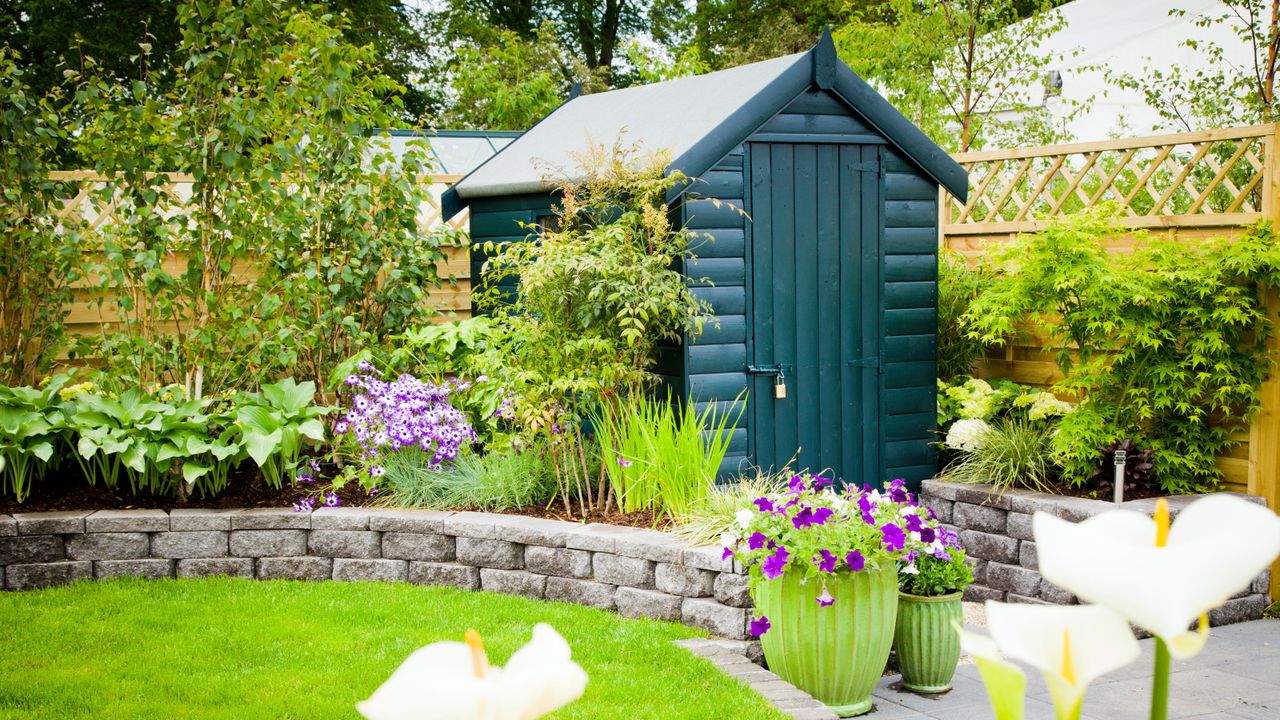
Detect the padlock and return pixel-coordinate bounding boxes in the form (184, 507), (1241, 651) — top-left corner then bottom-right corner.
(774, 373), (787, 399)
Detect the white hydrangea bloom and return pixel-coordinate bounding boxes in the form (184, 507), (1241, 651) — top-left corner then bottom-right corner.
(1028, 392), (1074, 421)
(947, 418), (992, 452)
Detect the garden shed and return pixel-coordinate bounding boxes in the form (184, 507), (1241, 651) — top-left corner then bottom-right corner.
(441, 32), (968, 489)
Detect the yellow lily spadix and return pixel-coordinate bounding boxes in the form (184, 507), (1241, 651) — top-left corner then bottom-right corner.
(357, 624), (588, 720)
(1034, 495), (1280, 659)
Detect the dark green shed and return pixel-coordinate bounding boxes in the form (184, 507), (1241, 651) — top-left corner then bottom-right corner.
(441, 32), (968, 491)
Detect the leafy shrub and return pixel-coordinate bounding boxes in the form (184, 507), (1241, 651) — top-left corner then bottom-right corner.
(941, 420), (1057, 494)
(0, 376), (74, 501)
(375, 446), (558, 511)
(936, 250), (991, 381)
(899, 549), (974, 597)
(937, 376), (1072, 442)
(967, 208), (1280, 493)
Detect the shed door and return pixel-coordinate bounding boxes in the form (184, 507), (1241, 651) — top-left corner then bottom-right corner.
(746, 142), (881, 485)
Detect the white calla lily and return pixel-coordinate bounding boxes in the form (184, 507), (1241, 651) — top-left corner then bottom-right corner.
(357, 624), (588, 720)
(1034, 495), (1280, 659)
(957, 624), (1026, 720)
(985, 602), (1140, 720)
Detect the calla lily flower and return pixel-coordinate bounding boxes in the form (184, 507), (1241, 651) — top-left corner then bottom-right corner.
(357, 624), (588, 720)
(957, 624), (1026, 720)
(1034, 495), (1280, 659)
(984, 602), (1140, 720)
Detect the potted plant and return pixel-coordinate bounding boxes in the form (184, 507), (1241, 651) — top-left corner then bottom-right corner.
(894, 542), (974, 694)
(724, 476), (931, 717)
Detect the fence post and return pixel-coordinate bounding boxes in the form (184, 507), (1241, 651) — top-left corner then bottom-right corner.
(1256, 124), (1280, 602)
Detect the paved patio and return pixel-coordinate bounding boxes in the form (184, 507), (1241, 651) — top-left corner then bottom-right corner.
(869, 618), (1280, 719)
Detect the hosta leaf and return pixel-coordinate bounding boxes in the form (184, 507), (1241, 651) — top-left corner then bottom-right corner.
(297, 418), (326, 442)
(182, 462), (212, 483)
(244, 429), (283, 467)
(236, 405), (283, 434)
(121, 443), (148, 473)
(31, 442), (54, 463)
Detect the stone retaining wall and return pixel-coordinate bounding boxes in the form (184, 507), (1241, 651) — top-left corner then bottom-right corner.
(920, 479), (1272, 624)
(0, 507), (755, 639)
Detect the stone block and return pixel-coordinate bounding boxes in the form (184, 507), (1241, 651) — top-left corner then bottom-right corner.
(921, 479), (963, 501)
(1209, 595), (1269, 626)
(308, 530), (382, 559)
(230, 530), (307, 557)
(1252, 570), (1270, 595)
(367, 509), (451, 533)
(613, 531), (686, 563)
(921, 497), (953, 524)
(966, 558), (988, 586)
(0, 535), (64, 564)
(564, 523), (639, 553)
(1006, 491), (1068, 515)
(1039, 580), (1076, 605)
(593, 553), (655, 588)
(309, 507), (373, 530)
(257, 556), (333, 581)
(714, 572), (752, 608)
(614, 586), (682, 622)
(953, 502), (1007, 534)
(959, 529), (1020, 564)
(65, 532), (149, 561)
(13, 510), (89, 535)
(683, 545), (734, 573)
(441, 511), (500, 539)
(951, 484), (1014, 510)
(95, 559), (173, 580)
(383, 533), (454, 562)
(986, 562), (1042, 596)
(230, 508), (310, 530)
(1019, 541), (1039, 570)
(480, 568), (546, 598)
(490, 516), (579, 548)
(5, 561), (91, 589)
(545, 577), (615, 609)
(655, 563), (716, 597)
(169, 509), (236, 531)
(524, 546), (593, 578)
(408, 562), (479, 590)
(1035, 495), (1111, 523)
(85, 509), (169, 533)
(333, 558), (407, 583)
(151, 531), (228, 559)
(1007, 593), (1052, 605)
(177, 558), (254, 579)
(456, 537), (524, 569)
(682, 598), (747, 639)
(963, 585), (1005, 603)
(0, 515), (15, 536)
(1006, 512), (1035, 541)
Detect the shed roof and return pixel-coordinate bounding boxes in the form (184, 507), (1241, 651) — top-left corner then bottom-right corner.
(443, 32), (966, 218)
(381, 129), (522, 175)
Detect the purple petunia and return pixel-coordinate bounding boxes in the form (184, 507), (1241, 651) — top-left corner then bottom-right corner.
(749, 615), (772, 637)
(811, 475), (833, 490)
(881, 523), (906, 552)
(761, 546), (791, 580)
(814, 549), (838, 574)
(816, 588), (835, 607)
(722, 546), (735, 560)
(753, 497), (775, 513)
(887, 478), (910, 504)
(905, 514), (923, 533)
(788, 475), (807, 494)
(748, 532), (768, 550)
(919, 526), (936, 544)
(845, 550), (865, 571)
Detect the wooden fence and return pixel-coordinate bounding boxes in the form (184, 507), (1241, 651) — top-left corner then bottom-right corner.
(941, 124), (1280, 599)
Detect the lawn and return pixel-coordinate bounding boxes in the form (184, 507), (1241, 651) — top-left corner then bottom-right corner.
(0, 578), (787, 720)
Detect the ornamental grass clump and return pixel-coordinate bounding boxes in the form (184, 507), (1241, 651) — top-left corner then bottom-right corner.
(724, 476), (960, 636)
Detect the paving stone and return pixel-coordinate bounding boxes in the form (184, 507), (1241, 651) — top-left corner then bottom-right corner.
(151, 531), (228, 559)
(593, 553), (656, 588)
(656, 562), (716, 597)
(5, 561), (91, 589)
(959, 529), (1020, 564)
(986, 562), (1042, 596)
(408, 562), (479, 590)
(524, 546), (592, 578)
(682, 597), (747, 639)
(714, 571), (753, 608)
(1209, 594), (1269, 626)
(1019, 541), (1039, 570)
(169, 509), (236, 531)
(480, 568), (545, 598)
(544, 577), (615, 609)
(309, 507), (373, 530)
(382, 533), (454, 562)
(456, 537), (523, 569)
(613, 531), (686, 563)
(94, 559), (174, 579)
(13, 510), (90, 535)
(177, 558), (254, 578)
(65, 532), (149, 561)
(953, 502), (1007, 534)
(1039, 579), (1076, 605)
(230, 530), (307, 557)
(230, 508), (310, 530)
(333, 558), (407, 583)
(1006, 511), (1035, 541)
(683, 544), (734, 572)
(489, 515), (579, 547)
(0, 535), (64, 564)
(614, 586), (682, 622)
(257, 556), (332, 581)
(921, 497), (954, 524)
(367, 509), (451, 533)
(85, 509), (169, 533)
(963, 585), (1005, 603)
(308, 530), (382, 559)
(0, 515), (15, 536)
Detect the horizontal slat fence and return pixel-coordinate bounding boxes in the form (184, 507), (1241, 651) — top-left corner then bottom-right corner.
(942, 124), (1280, 600)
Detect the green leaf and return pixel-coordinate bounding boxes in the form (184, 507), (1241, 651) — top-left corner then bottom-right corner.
(182, 462), (212, 483)
(243, 429), (283, 467)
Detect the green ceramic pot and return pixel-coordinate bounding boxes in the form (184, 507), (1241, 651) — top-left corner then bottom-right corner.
(893, 590), (963, 694)
(750, 564), (898, 717)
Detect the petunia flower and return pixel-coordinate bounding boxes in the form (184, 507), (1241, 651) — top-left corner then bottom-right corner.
(753, 497), (774, 513)
(816, 587), (835, 607)
(880, 523), (906, 552)
(1034, 495), (1280, 659)
(749, 615), (771, 637)
(845, 550), (865, 571)
(788, 475), (806, 494)
(356, 624), (587, 720)
(814, 549), (837, 574)
(747, 532), (767, 551)
(761, 546), (790, 580)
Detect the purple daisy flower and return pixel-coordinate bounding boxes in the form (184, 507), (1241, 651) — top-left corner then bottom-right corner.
(761, 546), (790, 580)
(749, 615), (771, 637)
(845, 550), (865, 571)
(816, 588), (835, 607)
(881, 523), (906, 552)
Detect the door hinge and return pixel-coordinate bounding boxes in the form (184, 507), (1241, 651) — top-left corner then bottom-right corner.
(847, 357), (881, 369)
(848, 160), (881, 173)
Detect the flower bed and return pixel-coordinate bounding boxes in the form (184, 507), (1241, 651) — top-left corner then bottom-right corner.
(0, 507), (758, 638)
(919, 479), (1273, 622)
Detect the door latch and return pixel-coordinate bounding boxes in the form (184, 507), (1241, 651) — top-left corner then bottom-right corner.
(748, 364), (792, 399)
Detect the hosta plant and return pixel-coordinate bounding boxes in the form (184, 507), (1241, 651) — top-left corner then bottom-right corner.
(232, 378), (331, 490)
(0, 375), (73, 501)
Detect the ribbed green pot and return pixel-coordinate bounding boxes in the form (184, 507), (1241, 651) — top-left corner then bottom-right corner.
(750, 564), (898, 717)
(893, 591), (963, 694)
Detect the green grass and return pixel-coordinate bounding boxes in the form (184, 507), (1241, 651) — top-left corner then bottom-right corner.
(0, 578), (786, 720)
